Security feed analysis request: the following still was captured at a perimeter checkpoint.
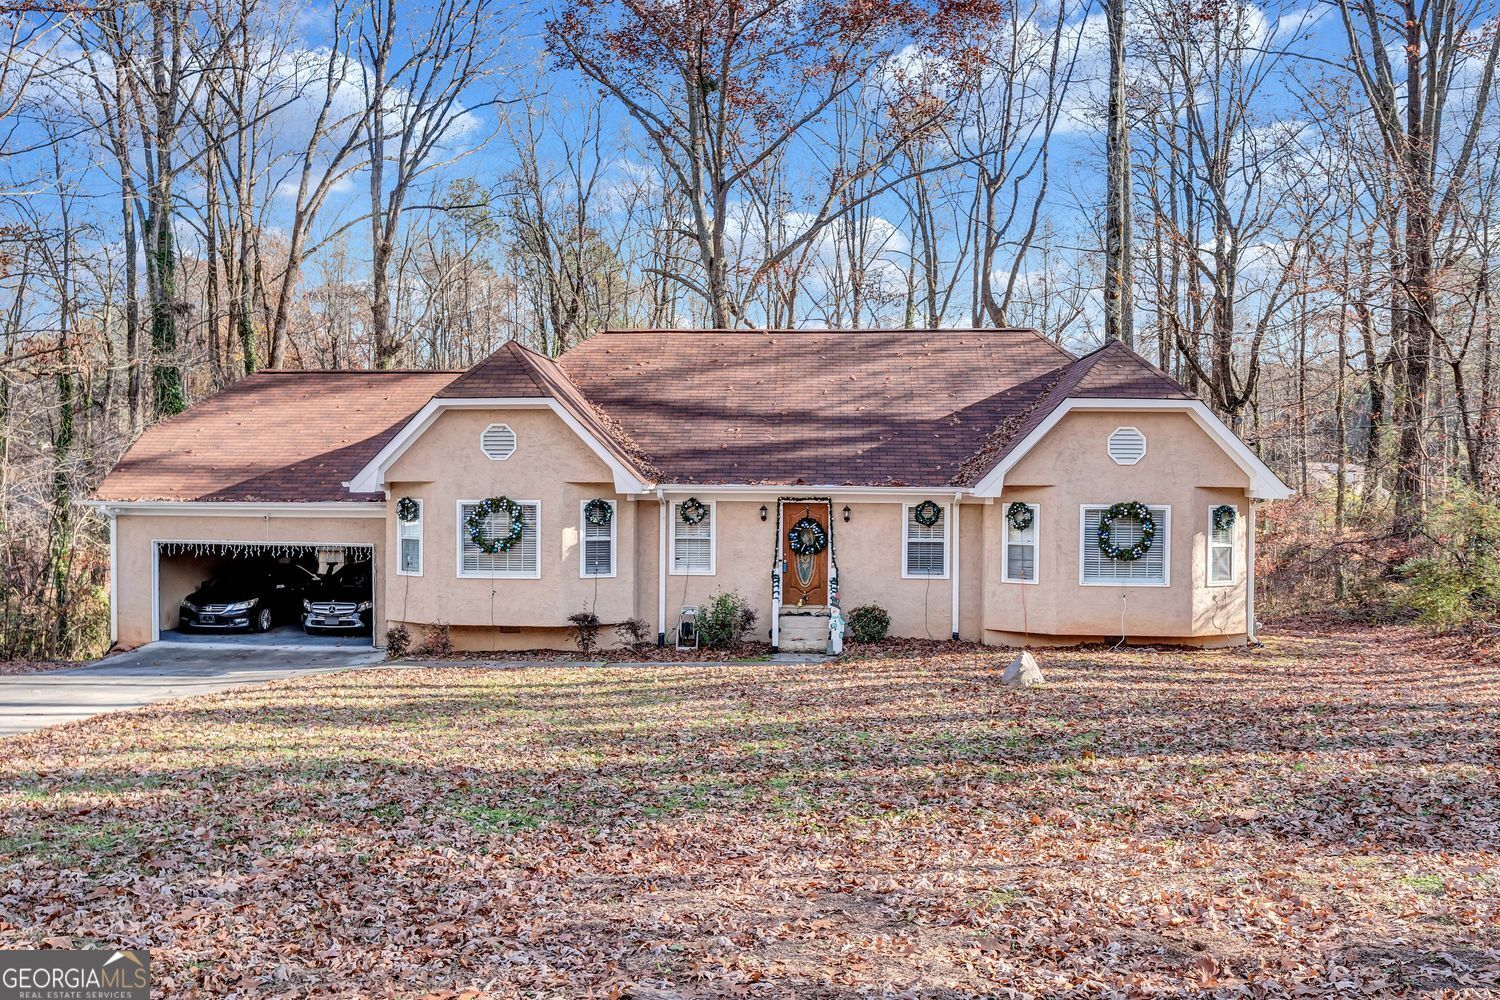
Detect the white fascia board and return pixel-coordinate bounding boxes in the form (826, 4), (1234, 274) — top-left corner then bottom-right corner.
(655, 485), (974, 501)
(85, 500), (388, 518)
(970, 397), (1293, 500)
(346, 396), (649, 495)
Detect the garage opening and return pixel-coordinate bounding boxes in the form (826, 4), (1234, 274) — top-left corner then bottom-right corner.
(154, 541), (375, 647)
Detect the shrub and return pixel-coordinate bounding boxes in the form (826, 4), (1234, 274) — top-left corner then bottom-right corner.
(1397, 488), (1500, 628)
(846, 603), (892, 643)
(567, 610), (602, 654)
(615, 616), (651, 648)
(696, 590), (757, 649)
(384, 624), (412, 658)
(419, 621), (453, 657)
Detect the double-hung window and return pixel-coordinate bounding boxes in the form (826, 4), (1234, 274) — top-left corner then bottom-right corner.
(581, 500), (616, 578)
(1208, 505), (1237, 585)
(458, 500), (540, 578)
(1080, 505), (1169, 586)
(903, 503), (948, 578)
(670, 501), (714, 575)
(397, 499), (423, 576)
(1003, 503), (1039, 583)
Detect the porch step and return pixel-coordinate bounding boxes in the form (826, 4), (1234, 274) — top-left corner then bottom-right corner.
(778, 607), (830, 653)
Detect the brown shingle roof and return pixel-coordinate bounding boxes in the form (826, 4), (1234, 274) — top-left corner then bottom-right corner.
(559, 328), (1080, 486)
(95, 331), (1198, 502)
(94, 371), (459, 502)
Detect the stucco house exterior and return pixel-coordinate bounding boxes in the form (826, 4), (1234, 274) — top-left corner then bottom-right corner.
(91, 329), (1291, 653)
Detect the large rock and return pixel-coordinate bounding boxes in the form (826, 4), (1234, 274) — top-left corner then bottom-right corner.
(1002, 650), (1044, 687)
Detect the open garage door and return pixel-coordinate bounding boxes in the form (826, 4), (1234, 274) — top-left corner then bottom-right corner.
(154, 541), (375, 648)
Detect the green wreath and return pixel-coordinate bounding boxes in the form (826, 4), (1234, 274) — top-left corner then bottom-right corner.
(1212, 504), (1237, 533)
(1097, 501), (1156, 562)
(1006, 502), (1034, 532)
(787, 516), (828, 555)
(913, 500), (942, 527)
(396, 497), (420, 523)
(679, 497), (708, 525)
(466, 496), (524, 554)
(584, 498), (614, 527)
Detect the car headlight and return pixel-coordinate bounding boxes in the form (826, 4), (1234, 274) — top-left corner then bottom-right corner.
(303, 599), (312, 611)
(221, 599), (257, 613)
(357, 601), (373, 612)
(180, 601), (198, 612)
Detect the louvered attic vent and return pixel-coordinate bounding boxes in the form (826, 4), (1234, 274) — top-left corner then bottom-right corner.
(480, 423), (517, 460)
(1107, 426), (1146, 465)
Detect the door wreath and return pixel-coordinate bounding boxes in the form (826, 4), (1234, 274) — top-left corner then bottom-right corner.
(1096, 501), (1156, 561)
(466, 496), (525, 554)
(787, 516), (828, 555)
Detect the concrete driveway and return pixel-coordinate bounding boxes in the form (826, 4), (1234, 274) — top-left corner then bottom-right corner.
(0, 642), (386, 738)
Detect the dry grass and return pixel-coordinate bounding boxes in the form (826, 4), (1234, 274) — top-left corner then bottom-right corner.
(1, 623), (1497, 997)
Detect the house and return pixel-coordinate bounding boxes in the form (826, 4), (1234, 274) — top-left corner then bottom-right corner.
(91, 329), (1292, 653)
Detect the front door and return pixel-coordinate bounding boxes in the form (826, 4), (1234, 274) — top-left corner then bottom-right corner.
(781, 501), (830, 607)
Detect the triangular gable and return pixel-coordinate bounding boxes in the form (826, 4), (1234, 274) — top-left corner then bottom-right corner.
(965, 342), (1290, 500)
(346, 341), (656, 494)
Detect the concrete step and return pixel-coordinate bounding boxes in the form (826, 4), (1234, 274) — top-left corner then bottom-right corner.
(778, 610), (830, 653)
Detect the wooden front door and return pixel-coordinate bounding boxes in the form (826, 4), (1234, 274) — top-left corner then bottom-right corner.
(781, 502), (830, 607)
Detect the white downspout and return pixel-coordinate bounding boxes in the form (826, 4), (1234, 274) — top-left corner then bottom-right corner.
(107, 507), (118, 648)
(950, 493), (962, 641)
(1247, 502), (1258, 644)
(656, 489), (668, 646)
(771, 501), (781, 651)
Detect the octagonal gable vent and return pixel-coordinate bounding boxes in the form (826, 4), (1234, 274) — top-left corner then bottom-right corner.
(1107, 426), (1146, 465)
(480, 423), (517, 460)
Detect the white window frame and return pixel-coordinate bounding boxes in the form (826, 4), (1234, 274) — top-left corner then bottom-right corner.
(669, 499), (716, 576)
(1001, 502), (1040, 584)
(902, 502), (950, 579)
(1107, 425), (1147, 465)
(456, 498), (541, 579)
(1207, 504), (1238, 587)
(1078, 504), (1171, 587)
(396, 498), (423, 577)
(580, 499), (617, 579)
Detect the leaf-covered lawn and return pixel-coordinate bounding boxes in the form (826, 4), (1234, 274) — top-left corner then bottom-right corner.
(1, 624), (1497, 997)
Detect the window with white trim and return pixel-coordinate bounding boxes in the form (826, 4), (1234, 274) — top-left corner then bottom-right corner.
(581, 500), (615, 577)
(459, 500), (539, 577)
(903, 503), (947, 577)
(1003, 503), (1038, 583)
(671, 501), (714, 574)
(1208, 505), (1236, 585)
(1081, 505), (1169, 585)
(397, 500), (423, 575)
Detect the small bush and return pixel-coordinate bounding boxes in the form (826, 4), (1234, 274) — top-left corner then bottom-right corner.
(615, 617), (651, 647)
(696, 590), (757, 649)
(846, 604), (892, 643)
(567, 610), (602, 654)
(419, 621), (453, 657)
(384, 623), (412, 658)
